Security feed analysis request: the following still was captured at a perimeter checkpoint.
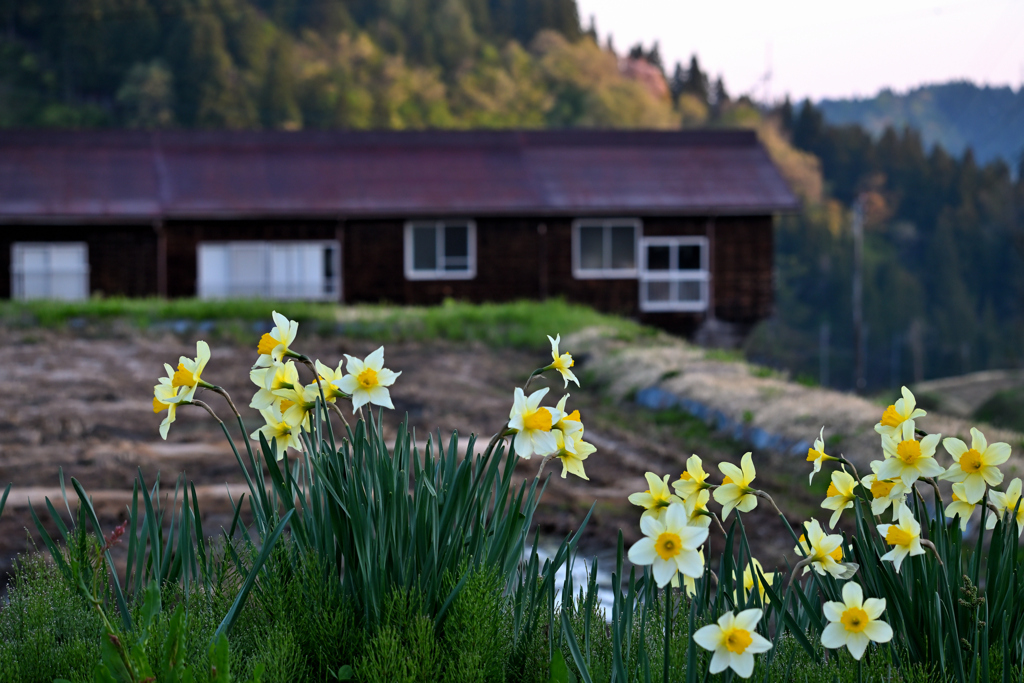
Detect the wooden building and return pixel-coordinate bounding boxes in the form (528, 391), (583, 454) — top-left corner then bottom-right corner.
(0, 129), (796, 336)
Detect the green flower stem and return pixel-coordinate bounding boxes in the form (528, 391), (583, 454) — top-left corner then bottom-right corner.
(924, 477), (945, 510)
(522, 366), (550, 392)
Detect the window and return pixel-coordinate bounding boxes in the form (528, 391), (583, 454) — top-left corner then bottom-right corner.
(572, 219), (640, 278)
(11, 242), (89, 300)
(404, 221), (476, 280)
(638, 236), (709, 312)
(197, 241), (340, 300)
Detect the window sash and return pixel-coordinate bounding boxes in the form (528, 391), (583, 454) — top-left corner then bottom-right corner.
(572, 219), (640, 278)
(11, 242), (89, 300)
(638, 236), (709, 312)
(404, 221), (476, 280)
(197, 241), (340, 301)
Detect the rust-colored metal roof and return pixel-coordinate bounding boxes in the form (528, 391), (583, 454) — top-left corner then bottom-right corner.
(0, 129), (798, 222)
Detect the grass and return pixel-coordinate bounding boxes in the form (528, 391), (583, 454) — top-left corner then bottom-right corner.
(974, 386), (1024, 433)
(0, 297), (650, 350)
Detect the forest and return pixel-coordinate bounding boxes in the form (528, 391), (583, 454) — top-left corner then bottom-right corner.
(1, 0), (1023, 390)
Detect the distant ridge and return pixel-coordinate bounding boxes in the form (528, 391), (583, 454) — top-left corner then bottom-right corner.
(817, 81), (1024, 169)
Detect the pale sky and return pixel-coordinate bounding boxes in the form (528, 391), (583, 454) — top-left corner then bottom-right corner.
(575, 0), (1024, 102)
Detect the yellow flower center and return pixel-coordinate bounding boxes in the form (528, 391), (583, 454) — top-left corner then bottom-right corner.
(153, 397), (169, 413)
(880, 405), (904, 428)
(840, 607), (869, 633)
(680, 471), (692, 480)
(896, 439), (922, 464)
(522, 407), (552, 432)
(807, 448), (822, 462)
(827, 483), (839, 497)
(171, 363), (196, 388)
(655, 532), (682, 560)
(951, 491), (962, 502)
(722, 475), (734, 485)
(871, 480), (896, 499)
(566, 409), (581, 422)
(356, 367), (379, 390)
(798, 535), (843, 562)
(279, 399), (295, 412)
(960, 449), (984, 474)
(257, 333), (279, 355)
(723, 627), (753, 654)
(885, 525), (914, 546)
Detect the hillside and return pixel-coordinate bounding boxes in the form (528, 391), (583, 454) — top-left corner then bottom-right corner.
(818, 81), (1024, 168)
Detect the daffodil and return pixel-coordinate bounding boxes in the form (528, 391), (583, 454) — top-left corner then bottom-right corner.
(274, 381), (320, 429)
(678, 549), (704, 597)
(874, 386), (926, 437)
(737, 558), (776, 605)
(821, 470), (859, 529)
(821, 582), (893, 660)
(313, 359), (351, 403)
(987, 478), (1024, 537)
(713, 452), (759, 519)
(551, 395), (584, 453)
(692, 609), (772, 679)
(332, 347), (401, 411)
(945, 482), (977, 531)
(255, 311), (299, 367)
(794, 519), (854, 579)
(250, 403), (304, 460)
(507, 387), (563, 459)
(546, 334), (579, 388)
(673, 454), (712, 500)
(553, 427), (596, 480)
(860, 472), (909, 519)
(877, 504), (924, 572)
(170, 340), (212, 399)
(683, 488), (712, 528)
(250, 361), (301, 410)
(876, 420), (943, 487)
(806, 427), (837, 485)
(628, 472), (683, 520)
(939, 428), (1009, 504)
(627, 501), (708, 587)
(154, 363), (189, 440)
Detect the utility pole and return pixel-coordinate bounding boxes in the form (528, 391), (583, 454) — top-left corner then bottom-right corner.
(852, 197), (866, 393)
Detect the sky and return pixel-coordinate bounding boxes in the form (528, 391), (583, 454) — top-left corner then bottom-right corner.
(575, 0), (1024, 102)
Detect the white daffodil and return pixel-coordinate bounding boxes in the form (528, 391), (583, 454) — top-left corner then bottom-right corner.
(713, 452), (759, 519)
(673, 454), (712, 500)
(794, 519), (854, 579)
(806, 427), (837, 485)
(507, 387), (563, 459)
(333, 347), (401, 411)
(553, 427), (596, 480)
(313, 359), (350, 403)
(693, 609), (772, 679)
(170, 340), (212, 401)
(551, 395), (584, 454)
(945, 483), (977, 531)
(255, 311), (299, 367)
(987, 478), (1024, 537)
(861, 471), (909, 520)
(250, 403), (304, 461)
(874, 386), (927, 437)
(154, 363), (189, 440)
(821, 582), (893, 660)
(939, 428), (1010, 504)
(876, 420), (943, 487)
(821, 470), (859, 529)
(677, 549), (704, 597)
(877, 504), (924, 572)
(274, 382), (320, 430)
(546, 334), (579, 388)
(250, 361), (300, 410)
(737, 558), (776, 606)
(683, 488), (712, 529)
(628, 472), (683, 520)
(627, 501), (708, 587)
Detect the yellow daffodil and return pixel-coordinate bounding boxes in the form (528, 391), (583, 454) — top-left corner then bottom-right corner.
(987, 478), (1024, 537)
(821, 470), (859, 529)
(821, 582), (893, 660)
(170, 340), (212, 399)
(877, 504), (924, 572)
(794, 519), (854, 579)
(673, 454), (712, 500)
(333, 347), (401, 411)
(628, 472), (683, 520)
(250, 403), (304, 461)
(627, 501), (708, 587)
(552, 395), (584, 453)
(255, 311), (299, 367)
(860, 472), (909, 520)
(553, 427), (596, 480)
(713, 452), (759, 519)
(945, 482), (977, 531)
(507, 387), (563, 459)
(693, 609), (772, 679)
(546, 334), (579, 388)
(683, 488), (712, 528)
(874, 385), (926, 437)
(737, 558), (776, 605)
(939, 428), (1010, 504)
(250, 361), (300, 410)
(677, 549), (704, 597)
(806, 427), (837, 485)
(274, 382), (321, 429)
(877, 420), (943, 487)
(313, 359), (350, 403)
(154, 363), (189, 440)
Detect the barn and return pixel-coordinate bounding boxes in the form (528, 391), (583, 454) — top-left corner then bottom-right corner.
(0, 129), (797, 337)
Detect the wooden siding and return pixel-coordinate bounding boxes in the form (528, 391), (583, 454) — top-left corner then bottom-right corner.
(712, 216), (774, 323)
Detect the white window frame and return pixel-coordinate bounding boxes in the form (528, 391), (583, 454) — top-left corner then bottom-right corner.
(10, 242), (90, 300)
(403, 220), (477, 280)
(196, 240), (341, 301)
(571, 218), (641, 279)
(638, 235), (710, 313)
